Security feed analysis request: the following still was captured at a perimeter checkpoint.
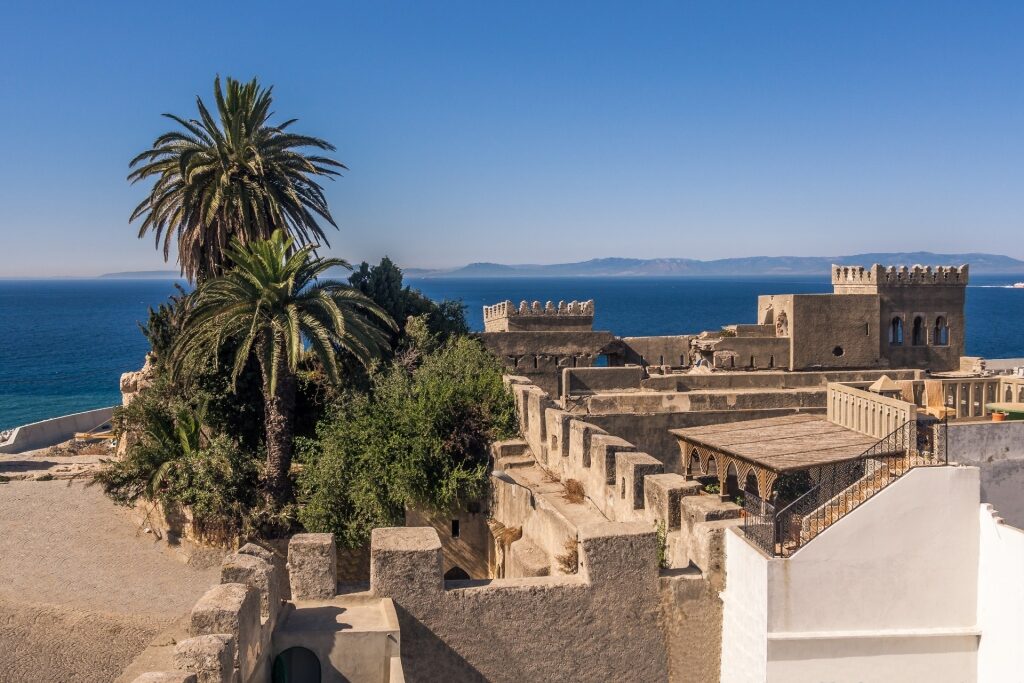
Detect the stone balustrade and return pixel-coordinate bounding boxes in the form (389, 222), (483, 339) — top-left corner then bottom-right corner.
(827, 382), (917, 439)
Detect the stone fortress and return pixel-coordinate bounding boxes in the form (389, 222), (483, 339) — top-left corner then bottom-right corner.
(125, 264), (1024, 683)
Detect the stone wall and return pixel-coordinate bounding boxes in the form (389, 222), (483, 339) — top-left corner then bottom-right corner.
(943, 421), (1024, 528)
(0, 406), (115, 454)
(480, 330), (620, 395)
(621, 335), (694, 367)
(370, 524), (678, 682)
(560, 365), (644, 397)
(405, 504), (492, 580)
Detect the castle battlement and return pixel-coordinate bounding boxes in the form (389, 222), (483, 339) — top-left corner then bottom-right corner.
(483, 299), (595, 332)
(832, 263), (969, 289)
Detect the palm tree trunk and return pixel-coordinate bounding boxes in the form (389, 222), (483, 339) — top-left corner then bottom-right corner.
(260, 345), (297, 504)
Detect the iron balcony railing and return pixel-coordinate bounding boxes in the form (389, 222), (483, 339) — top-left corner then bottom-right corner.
(742, 418), (948, 557)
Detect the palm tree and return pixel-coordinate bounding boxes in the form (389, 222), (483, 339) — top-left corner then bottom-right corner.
(168, 230), (396, 502)
(129, 76), (345, 282)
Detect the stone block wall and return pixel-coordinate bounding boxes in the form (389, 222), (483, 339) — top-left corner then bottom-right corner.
(508, 376), (729, 531)
(130, 546), (283, 683)
(369, 524), (677, 682)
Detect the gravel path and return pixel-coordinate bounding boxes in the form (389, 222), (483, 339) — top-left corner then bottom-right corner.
(0, 480), (220, 682)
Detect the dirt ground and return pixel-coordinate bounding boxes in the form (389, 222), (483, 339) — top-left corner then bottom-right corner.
(0, 479), (219, 682)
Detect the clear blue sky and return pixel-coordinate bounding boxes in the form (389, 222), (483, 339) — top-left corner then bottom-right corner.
(1, 1), (1023, 276)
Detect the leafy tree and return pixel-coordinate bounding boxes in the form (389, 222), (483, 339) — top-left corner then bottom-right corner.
(349, 257), (469, 340)
(168, 230), (395, 503)
(129, 76), (345, 282)
(297, 334), (517, 546)
(140, 283), (191, 362)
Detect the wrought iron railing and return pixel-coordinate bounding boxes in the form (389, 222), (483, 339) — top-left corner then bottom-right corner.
(742, 418), (948, 557)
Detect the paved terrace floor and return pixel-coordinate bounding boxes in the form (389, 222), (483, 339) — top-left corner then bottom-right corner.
(671, 413), (884, 473)
(0, 478), (220, 683)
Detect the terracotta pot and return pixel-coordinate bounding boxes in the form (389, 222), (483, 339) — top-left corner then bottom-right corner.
(992, 412), (1007, 422)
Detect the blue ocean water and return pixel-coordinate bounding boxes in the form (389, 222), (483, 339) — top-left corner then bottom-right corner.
(1, 275), (1021, 429)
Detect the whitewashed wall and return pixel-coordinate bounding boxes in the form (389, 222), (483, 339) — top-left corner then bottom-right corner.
(719, 531), (768, 683)
(976, 504), (1024, 682)
(722, 466), (983, 683)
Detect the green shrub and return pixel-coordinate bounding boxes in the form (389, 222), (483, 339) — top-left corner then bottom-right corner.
(298, 336), (517, 547)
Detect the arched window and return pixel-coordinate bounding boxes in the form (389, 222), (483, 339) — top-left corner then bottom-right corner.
(889, 317), (904, 345)
(933, 316), (949, 346)
(911, 316), (925, 346)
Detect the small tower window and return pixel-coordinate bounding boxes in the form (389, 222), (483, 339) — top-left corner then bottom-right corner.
(451, 519), (460, 538)
(889, 317), (904, 345)
(911, 316), (925, 346)
(933, 316), (949, 346)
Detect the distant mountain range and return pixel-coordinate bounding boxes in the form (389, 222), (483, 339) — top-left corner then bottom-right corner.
(101, 252), (1024, 280)
(405, 252), (1024, 278)
(99, 270), (184, 279)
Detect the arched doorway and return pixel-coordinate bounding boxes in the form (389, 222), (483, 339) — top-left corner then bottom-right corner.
(444, 566), (470, 580)
(273, 647), (320, 683)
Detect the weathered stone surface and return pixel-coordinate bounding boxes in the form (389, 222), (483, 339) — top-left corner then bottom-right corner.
(189, 583), (259, 679)
(173, 635), (234, 683)
(644, 473), (700, 530)
(131, 672), (197, 683)
(287, 533), (337, 600)
(370, 527), (443, 597)
(237, 542), (275, 566)
(506, 537), (550, 577)
(221, 552), (278, 619)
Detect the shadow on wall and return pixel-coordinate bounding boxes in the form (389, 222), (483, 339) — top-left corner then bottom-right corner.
(394, 606), (487, 683)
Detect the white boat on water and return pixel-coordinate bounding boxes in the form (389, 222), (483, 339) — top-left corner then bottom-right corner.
(1012, 282), (1024, 289)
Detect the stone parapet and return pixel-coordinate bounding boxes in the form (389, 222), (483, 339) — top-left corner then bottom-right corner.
(832, 263), (969, 290)
(189, 584), (260, 681)
(131, 673), (197, 683)
(287, 534), (337, 600)
(483, 299), (595, 332)
(173, 635), (234, 683)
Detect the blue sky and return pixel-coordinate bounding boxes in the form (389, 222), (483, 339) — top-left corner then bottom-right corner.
(1, 1), (1023, 276)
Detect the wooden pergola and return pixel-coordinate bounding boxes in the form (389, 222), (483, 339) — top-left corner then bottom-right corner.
(670, 414), (888, 499)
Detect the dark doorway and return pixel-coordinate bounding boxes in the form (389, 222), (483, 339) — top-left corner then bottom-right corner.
(273, 647), (321, 683)
(444, 566), (470, 580)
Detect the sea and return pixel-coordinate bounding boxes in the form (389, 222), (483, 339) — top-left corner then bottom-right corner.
(1, 275), (1022, 430)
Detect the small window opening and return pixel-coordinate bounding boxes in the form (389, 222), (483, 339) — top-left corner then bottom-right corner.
(533, 355), (539, 369)
(889, 317), (904, 345)
(832, 346), (844, 357)
(865, 323), (870, 336)
(749, 355), (755, 368)
(912, 316), (925, 346)
(769, 355), (775, 368)
(933, 317), (949, 346)
(451, 519), (460, 538)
